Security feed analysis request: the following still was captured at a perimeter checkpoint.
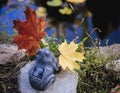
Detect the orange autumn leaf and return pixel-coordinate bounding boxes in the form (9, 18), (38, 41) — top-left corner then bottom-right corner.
(13, 6), (46, 56)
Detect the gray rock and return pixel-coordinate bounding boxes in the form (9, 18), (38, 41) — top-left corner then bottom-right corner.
(19, 61), (78, 93)
(99, 44), (120, 58)
(105, 59), (120, 72)
(99, 44), (120, 72)
(0, 44), (26, 64)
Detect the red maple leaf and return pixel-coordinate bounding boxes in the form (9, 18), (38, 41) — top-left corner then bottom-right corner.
(13, 6), (46, 56)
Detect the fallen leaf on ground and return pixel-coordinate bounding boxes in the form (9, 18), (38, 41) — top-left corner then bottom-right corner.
(13, 6), (46, 56)
(58, 41), (84, 71)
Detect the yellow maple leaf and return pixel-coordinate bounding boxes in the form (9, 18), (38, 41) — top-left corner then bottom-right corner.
(58, 41), (84, 71)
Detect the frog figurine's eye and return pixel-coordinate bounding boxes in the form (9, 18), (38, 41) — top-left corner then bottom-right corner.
(45, 52), (50, 57)
(32, 66), (44, 79)
(44, 49), (50, 57)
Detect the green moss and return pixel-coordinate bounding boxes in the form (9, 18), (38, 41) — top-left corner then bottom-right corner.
(76, 48), (119, 93)
(44, 37), (60, 57)
(0, 31), (13, 44)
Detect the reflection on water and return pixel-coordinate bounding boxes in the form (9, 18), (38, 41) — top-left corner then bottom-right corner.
(0, 0), (120, 46)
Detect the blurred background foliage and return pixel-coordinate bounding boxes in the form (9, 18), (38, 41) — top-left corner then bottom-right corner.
(0, 0), (120, 46)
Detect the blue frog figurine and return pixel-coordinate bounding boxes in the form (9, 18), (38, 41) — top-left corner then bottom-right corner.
(29, 48), (61, 91)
